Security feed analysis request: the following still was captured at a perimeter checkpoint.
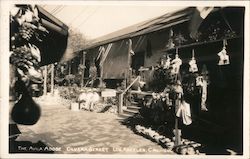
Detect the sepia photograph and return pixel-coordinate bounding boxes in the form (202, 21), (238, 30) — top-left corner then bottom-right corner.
(1, 1), (249, 158)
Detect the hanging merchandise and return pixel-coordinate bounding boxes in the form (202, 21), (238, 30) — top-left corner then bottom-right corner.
(196, 76), (204, 87)
(189, 49), (198, 73)
(217, 39), (230, 65)
(200, 79), (208, 111)
(166, 28), (175, 49)
(200, 65), (209, 111)
(171, 49), (182, 75)
(176, 100), (192, 125)
(164, 54), (171, 69)
(196, 67), (209, 112)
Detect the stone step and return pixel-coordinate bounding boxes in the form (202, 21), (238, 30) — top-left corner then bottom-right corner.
(123, 108), (139, 115)
(118, 113), (132, 119)
(130, 101), (139, 105)
(127, 105), (141, 110)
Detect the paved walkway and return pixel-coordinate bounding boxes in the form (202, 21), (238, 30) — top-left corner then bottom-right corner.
(16, 97), (174, 154)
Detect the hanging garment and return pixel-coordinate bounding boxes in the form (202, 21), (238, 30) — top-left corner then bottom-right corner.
(189, 58), (198, 73)
(201, 80), (208, 111)
(164, 56), (171, 69)
(196, 76), (204, 87)
(218, 47), (230, 65)
(171, 55), (182, 74)
(195, 76), (208, 111)
(176, 101), (192, 125)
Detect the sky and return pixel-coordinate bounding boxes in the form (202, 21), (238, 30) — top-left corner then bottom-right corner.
(42, 5), (184, 40)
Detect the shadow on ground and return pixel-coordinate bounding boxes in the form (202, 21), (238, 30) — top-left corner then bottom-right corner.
(9, 124), (54, 153)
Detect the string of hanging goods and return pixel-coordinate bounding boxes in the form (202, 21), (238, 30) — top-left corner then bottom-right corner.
(173, 47), (182, 147)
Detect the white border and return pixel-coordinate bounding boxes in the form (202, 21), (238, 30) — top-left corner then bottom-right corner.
(1, 1), (249, 159)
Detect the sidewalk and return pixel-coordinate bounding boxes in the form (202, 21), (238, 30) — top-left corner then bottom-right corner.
(14, 96), (174, 154)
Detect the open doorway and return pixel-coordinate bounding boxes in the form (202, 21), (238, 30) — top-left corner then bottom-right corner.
(131, 51), (145, 75)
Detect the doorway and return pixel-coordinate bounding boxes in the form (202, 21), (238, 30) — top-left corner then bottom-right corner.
(131, 51), (145, 75)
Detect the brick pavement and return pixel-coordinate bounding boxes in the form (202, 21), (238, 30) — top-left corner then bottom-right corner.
(15, 97), (174, 154)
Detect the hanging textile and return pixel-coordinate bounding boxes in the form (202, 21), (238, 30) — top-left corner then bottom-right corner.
(217, 39), (230, 65)
(176, 100), (192, 125)
(163, 54), (171, 69)
(196, 74), (209, 111)
(171, 50), (182, 75)
(200, 79), (208, 111)
(189, 49), (198, 73)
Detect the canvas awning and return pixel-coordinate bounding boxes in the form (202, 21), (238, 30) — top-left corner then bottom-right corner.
(83, 7), (194, 50)
(36, 5), (69, 66)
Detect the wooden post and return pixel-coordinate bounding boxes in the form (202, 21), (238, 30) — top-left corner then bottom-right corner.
(68, 60), (71, 75)
(126, 39), (133, 91)
(118, 93), (124, 114)
(81, 51), (86, 87)
(43, 66), (47, 96)
(173, 48), (181, 146)
(51, 64), (54, 95)
(174, 97), (181, 146)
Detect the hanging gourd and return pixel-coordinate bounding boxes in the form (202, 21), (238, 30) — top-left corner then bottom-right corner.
(189, 49), (198, 73)
(217, 39), (230, 65)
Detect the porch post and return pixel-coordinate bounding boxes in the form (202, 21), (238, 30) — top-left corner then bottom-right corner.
(118, 93), (124, 114)
(51, 64), (54, 95)
(81, 51), (86, 87)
